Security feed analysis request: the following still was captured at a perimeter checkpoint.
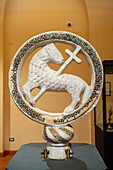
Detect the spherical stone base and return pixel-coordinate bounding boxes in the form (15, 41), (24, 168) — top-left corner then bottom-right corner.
(43, 124), (74, 144)
(46, 144), (72, 160)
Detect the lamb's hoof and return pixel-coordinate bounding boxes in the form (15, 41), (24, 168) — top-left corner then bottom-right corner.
(30, 98), (36, 105)
(63, 106), (74, 113)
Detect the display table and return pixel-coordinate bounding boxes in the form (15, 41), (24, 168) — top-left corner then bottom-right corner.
(6, 143), (107, 170)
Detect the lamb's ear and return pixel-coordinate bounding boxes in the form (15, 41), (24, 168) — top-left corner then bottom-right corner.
(46, 43), (55, 53)
(47, 43), (55, 48)
(41, 43), (54, 50)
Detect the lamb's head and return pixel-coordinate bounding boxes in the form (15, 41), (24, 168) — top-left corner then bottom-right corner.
(44, 43), (64, 65)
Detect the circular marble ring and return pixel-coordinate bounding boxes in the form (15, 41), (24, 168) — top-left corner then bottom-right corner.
(9, 31), (103, 125)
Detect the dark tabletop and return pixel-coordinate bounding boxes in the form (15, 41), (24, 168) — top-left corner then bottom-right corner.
(6, 143), (107, 170)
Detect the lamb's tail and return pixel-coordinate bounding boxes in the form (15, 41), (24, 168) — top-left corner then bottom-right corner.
(82, 84), (91, 104)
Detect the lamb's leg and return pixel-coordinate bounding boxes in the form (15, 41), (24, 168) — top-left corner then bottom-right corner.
(64, 87), (82, 113)
(22, 81), (33, 101)
(64, 82), (86, 113)
(64, 95), (80, 113)
(30, 87), (46, 105)
(25, 90), (33, 101)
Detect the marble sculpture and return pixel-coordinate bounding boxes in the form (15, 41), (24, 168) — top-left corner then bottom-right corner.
(9, 31), (103, 159)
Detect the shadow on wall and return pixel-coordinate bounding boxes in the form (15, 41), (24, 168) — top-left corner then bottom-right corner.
(45, 157), (87, 170)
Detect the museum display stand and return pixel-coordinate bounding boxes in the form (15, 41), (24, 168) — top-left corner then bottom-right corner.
(6, 143), (107, 170)
(95, 60), (113, 170)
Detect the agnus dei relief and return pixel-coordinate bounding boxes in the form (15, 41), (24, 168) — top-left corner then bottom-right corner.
(22, 43), (90, 113)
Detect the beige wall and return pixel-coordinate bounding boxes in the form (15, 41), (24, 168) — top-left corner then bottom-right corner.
(0, 0), (113, 152)
(86, 0), (113, 61)
(0, 0), (5, 153)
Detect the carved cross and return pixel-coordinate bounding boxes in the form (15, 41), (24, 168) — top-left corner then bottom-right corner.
(57, 45), (82, 76)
